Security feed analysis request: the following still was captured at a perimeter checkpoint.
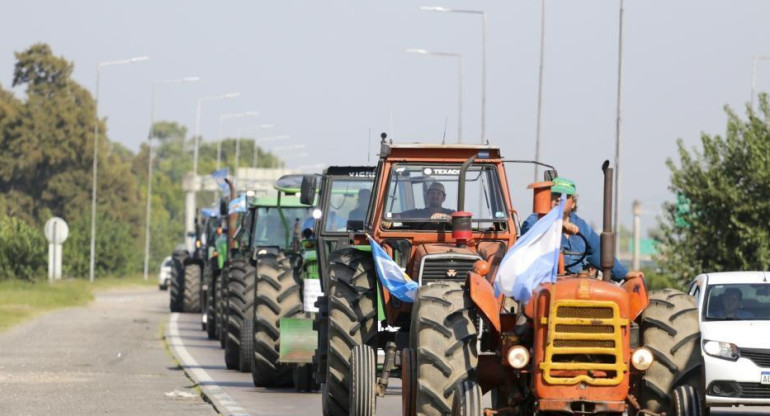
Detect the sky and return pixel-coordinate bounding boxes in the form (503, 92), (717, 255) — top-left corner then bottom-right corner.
(2, 0), (769, 239)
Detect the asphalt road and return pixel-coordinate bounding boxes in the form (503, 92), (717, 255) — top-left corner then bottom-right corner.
(0, 287), (216, 416)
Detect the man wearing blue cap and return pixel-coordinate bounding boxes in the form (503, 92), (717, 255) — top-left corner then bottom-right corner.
(521, 177), (638, 281)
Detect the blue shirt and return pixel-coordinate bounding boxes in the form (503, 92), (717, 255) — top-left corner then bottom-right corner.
(521, 212), (629, 281)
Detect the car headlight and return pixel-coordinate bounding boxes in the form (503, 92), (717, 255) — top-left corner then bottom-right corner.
(703, 340), (739, 361)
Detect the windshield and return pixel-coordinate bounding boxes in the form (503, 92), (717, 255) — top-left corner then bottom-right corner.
(381, 163), (507, 230)
(322, 179), (374, 232)
(704, 283), (770, 321)
(251, 206), (312, 248)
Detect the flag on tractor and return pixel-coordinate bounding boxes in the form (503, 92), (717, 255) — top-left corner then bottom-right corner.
(369, 236), (418, 303)
(494, 199), (564, 304)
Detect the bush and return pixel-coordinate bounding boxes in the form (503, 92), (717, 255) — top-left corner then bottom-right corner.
(0, 215), (46, 280)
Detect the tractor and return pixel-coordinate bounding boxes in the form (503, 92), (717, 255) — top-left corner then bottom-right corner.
(275, 166), (377, 392)
(403, 161), (702, 416)
(317, 137), (519, 415)
(169, 208), (218, 315)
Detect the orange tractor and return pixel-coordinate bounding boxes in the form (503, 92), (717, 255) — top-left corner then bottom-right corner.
(319, 136), (702, 416)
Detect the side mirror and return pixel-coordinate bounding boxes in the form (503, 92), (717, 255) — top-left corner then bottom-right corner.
(544, 169), (558, 181)
(219, 197), (229, 216)
(300, 175), (317, 206)
(346, 220), (364, 232)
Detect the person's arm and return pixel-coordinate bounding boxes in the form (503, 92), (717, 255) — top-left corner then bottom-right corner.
(572, 215), (629, 281)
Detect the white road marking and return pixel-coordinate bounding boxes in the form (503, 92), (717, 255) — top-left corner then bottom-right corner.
(168, 313), (252, 416)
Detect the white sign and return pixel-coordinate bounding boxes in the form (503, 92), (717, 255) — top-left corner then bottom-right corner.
(44, 217), (69, 281)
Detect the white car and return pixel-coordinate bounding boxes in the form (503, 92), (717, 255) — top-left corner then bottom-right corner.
(158, 256), (173, 290)
(688, 271), (770, 410)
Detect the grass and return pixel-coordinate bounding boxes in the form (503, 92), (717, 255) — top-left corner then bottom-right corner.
(0, 274), (156, 333)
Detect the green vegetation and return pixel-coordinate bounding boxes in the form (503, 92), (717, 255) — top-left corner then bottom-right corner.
(0, 43), (283, 280)
(656, 94), (770, 286)
(0, 275), (154, 332)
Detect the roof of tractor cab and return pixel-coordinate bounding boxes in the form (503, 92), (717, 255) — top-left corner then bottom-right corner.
(380, 142), (501, 160)
(324, 165), (376, 177)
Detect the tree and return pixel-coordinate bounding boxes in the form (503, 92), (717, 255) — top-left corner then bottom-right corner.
(656, 94), (770, 285)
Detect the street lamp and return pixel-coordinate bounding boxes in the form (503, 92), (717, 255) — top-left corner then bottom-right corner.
(406, 48), (463, 143)
(613, 0), (626, 250)
(217, 111), (260, 171)
(89, 55), (149, 283)
(142, 76), (199, 282)
(252, 134), (288, 168)
(420, 6), (486, 143)
(752, 55), (770, 110)
(193, 92), (240, 177)
(236, 124), (276, 169)
(533, 0), (547, 181)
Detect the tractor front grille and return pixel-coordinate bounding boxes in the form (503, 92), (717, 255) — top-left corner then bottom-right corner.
(418, 254), (479, 285)
(540, 300), (628, 386)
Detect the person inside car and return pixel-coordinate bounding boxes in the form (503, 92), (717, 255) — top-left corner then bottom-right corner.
(715, 287), (755, 319)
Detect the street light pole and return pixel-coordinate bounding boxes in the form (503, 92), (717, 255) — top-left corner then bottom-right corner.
(420, 6), (486, 143)
(533, 0), (547, 181)
(613, 0), (626, 251)
(216, 111), (260, 172)
(89, 56), (149, 283)
(142, 76), (199, 282)
(406, 48), (463, 143)
(236, 124), (276, 168)
(193, 92), (240, 177)
(751, 55), (770, 110)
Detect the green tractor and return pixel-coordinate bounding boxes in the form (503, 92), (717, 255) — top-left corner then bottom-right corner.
(296, 166), (376, 392)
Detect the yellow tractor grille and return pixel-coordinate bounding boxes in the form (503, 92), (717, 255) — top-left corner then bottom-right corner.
(540, 300), (628, 386)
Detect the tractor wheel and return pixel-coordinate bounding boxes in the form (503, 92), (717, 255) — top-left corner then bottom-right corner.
(206, 262), (217, 340)
(169, 261), (184, 313)
(412, 282), (478, 416)
(252, 253), (302, 388)
(239, 316), (254, 373)
(401, 348), (416, 416)
(183, 264), (201, 313)
(349, 344), (377, 416)
(323, 248), (377, 416)
(672, 384), (704, 416)
(224, 259), (251, 370)
(217, 261), (233, 348)
(452, 380), (482, 416)
(638, 289), (702, 416)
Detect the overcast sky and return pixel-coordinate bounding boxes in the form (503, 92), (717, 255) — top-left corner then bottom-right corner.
(2, 0), (769, 238)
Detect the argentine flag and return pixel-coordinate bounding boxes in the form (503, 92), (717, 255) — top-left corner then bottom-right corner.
(211, 168), (230, 192)
(369, 237), (419, 303)
(494, 199), (564, 304)
(228, 195), (247, 214)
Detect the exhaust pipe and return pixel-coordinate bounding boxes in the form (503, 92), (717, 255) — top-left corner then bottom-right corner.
(452, 155), (477, 246)
(601, 161), (615, 281)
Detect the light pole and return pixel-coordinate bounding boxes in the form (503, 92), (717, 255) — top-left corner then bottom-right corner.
(751, 55), (770, 110)
(193, 92), (240, 177)
(253, 135), (289, 168)
(613, 0), (626, 251)
(236, 125), (276, 169)
(406, 48), (463, 143)
(533, 0), (547, 181)
(420, 6), (486, 143)
(89, 56), (149, 283)
(142, 76), (199, 282)
(217, 111), (260, 171)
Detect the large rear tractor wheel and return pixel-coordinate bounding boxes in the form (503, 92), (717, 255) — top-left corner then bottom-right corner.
(412, 282), (478, 416)
(638, 289), (702, 416)
(183, 263), (202, 313)
(323, 248), (377, 416)
(349, 344), (376, 416)
(206, 262), (217, 340)
(169, 260), (184, 313)
(224, 259), (251, 370)
(252, 253), (302, 387)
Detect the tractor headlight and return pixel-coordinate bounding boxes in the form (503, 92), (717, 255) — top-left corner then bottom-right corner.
(703, 340), (739, 361)
(506, 346), (530, 369)
(631, 347), (654, 371)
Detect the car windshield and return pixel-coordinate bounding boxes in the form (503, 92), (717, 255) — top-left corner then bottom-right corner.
(382, 163), (507, 230)
(323, 179), (374, 232)
(251, 206), (312, 248)
(704, 283), (770, 320)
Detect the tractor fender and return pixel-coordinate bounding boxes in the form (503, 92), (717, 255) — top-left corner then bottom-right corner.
(467, 271), (501, 334)
(183, 257), (204, 268)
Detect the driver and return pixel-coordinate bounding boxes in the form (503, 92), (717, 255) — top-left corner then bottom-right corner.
(521, 176), (640, 281)
(401, 181), (455, 220)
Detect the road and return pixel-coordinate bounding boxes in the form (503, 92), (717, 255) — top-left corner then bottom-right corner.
(1, 285), (768, 415)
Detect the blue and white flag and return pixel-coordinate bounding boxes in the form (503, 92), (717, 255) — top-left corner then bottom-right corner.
(494, 199), (564, 304)
(211, 168), (230, 192)
(369, 237), (419, 303)
(228, 195), (247, 214)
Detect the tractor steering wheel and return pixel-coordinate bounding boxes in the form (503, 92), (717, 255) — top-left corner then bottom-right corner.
(563, 231), (592, 270)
